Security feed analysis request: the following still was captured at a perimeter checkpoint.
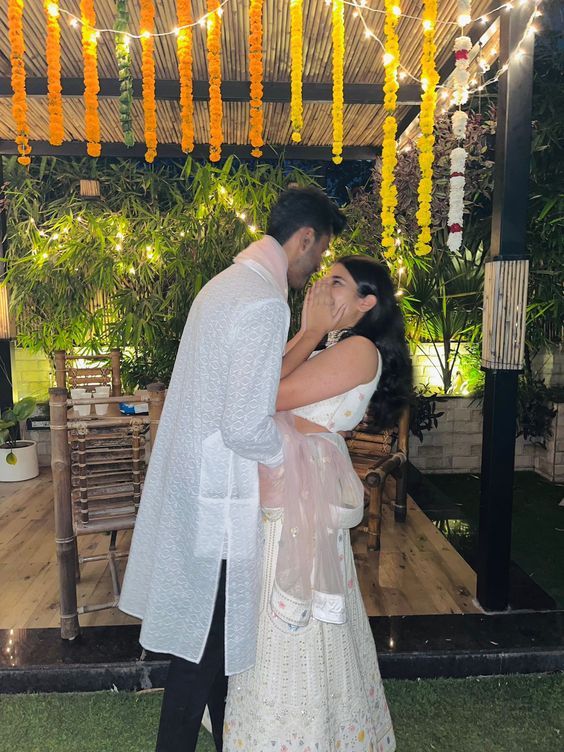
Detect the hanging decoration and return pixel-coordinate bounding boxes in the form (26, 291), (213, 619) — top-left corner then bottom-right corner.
(140, 0), (157, 162)
(81, 0), (101, 157)
(8, 0), (31, 165)
(415, 0), (438, 256)
(44, 1), (64, 146)
(207, 0), (223, 162)
(331, 0), (345, 164)
(115, 0), (134, 147)
(177, 0), (194, 153)
(380, 0), (401, 255)
(249, 0), (264, 158)
(290, 0), (303, 143)
(447, 3), (472, 252)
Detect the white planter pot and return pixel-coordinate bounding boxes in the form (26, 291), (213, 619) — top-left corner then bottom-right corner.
(0, 441), (40, 482)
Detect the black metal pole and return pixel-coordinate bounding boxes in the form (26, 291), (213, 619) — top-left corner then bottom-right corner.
(477, 4), (536, 611)
(0, 155), (13, 412)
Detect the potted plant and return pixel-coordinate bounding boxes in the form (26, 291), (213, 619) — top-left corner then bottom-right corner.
(0, 397), (39, 482)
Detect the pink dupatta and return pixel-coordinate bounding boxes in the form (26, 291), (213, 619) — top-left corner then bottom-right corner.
(260, 413), (364, 627)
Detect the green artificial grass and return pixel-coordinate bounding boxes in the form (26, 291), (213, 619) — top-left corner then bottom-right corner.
(428, 471), (564, 607)
(1, 674), (563, 752)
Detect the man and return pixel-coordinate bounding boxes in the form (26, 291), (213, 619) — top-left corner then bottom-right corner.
(119, 186), (346, 752)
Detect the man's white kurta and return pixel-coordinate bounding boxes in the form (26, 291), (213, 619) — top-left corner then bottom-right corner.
(119, 261), (290, 675)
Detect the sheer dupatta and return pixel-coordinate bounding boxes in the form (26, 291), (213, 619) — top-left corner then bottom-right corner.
(259, 413), (364, 627)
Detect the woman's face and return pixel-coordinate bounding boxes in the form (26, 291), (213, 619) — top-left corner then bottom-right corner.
(327, 262), (374, 329)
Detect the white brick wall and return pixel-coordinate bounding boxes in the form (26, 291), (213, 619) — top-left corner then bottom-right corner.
(410, 396), (564, 481)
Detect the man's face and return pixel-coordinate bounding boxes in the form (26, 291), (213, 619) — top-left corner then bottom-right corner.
(287, 232), (331, 290)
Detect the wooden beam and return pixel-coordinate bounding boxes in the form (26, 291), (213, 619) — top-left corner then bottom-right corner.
(0, 78), (421, 106)
(0, 140), (379, 161)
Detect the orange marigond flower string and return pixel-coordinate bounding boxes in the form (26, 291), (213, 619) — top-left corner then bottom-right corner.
(290, 0), (303, 143)
(140, 0), (157, 163)
(177, 0), (194, 153)
(8, 0), (32, 165)
(81, 0), (101, 157)
(249, 0), (264, 158)
(44, 1), (64, 146)
(331, 0), (345, 165)
(207, 0), (223, 162)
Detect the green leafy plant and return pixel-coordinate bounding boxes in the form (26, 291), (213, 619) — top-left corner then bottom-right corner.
(409, 386), (446, 442)
(2, 156), (314, 386)
(516, 377), (557, 448)
(0, 397), (37, 464)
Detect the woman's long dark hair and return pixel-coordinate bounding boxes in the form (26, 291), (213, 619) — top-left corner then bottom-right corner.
(333, 255), (412, 431)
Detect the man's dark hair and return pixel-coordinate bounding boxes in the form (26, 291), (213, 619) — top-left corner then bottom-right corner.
(266, 186), (347, 245)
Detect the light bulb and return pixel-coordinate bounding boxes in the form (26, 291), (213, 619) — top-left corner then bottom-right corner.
(217, 7), (223, 16)
(70, 17), (79, 28)
(399, 71), (407, 81)
(141, 30), (151, 38)
(457, 13), (471, 26)
(392, 5), (402, 16)
(383, 52), (394, 67)
(47, 3), (59, 18)
(423, 19), (433, 31)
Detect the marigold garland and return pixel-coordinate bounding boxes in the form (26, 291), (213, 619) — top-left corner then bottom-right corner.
(140, 0), (157, 162)
(177, 0), (194, 153)
(249, 0), (264, 158)
(115, 0), (134, 147)
(290, 0), (303, 143)
(380, 0), (401, 255)
(415, 0), (439, 256)
(331, 0), (344, 165)
(81, 0), (101, 158)
(43, 1), (64, 146)
(8, 0), (31, 166)
(207, 0), (223, 162)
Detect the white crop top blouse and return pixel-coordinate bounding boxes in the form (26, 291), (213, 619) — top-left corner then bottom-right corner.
(292, 343), (382, 433)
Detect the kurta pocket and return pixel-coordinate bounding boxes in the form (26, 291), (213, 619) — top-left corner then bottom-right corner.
(199, 429), (233, 500)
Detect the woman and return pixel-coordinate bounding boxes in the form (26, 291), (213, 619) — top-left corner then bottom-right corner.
(223, 255), (412, 752)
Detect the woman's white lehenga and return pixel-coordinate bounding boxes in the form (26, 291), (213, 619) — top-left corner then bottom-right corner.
(223, 351), (396, 752)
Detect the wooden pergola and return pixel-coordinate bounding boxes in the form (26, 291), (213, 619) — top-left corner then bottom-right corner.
(0, 0), (539, 618)
(0, 0), (495, 159)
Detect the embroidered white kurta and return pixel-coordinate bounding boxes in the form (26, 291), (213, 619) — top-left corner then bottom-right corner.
(119, 261), (290, 675)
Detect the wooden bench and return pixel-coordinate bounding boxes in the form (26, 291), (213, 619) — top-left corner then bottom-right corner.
(346, 406), (409, 552)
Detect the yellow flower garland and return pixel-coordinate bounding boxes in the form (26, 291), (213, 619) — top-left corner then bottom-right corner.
(249, 0), (264, 158)
(207, 0), (223, 162)
(415, 0), (439, 256)
(140, 0), (157, 163)
(380, 0), (401, 255)
(81, 0), (101, 158)
(44, 1), (64, 146)
(290, 0), (303, 143)
(8, 0), (31, 166)
(177, 0), (194, 153)
(332, 0), (344, 165)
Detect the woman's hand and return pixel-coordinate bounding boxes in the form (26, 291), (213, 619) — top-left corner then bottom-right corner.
(304, 279), (345, 338)
(298, 287), (311, 334)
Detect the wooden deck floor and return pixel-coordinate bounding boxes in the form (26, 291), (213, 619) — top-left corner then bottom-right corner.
(0, 469), (480, 630)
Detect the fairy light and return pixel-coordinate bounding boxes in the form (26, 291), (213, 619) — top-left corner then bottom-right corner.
(392, 5), (401, 16)
(383, 51), (395, 66)
(47, 2), (59, 17)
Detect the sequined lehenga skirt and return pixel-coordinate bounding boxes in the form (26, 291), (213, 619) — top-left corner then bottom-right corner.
(223, 509), (396, 752)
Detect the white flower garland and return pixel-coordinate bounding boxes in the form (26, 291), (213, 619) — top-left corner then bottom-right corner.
(447, 1), (471, 253)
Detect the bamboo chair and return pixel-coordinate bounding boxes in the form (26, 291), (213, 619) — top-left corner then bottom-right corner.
(346, 405), (410, 552)
(49, 383), (166, 639)
(54, 349), (122, 397)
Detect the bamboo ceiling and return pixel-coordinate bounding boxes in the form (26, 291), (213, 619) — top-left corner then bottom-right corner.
(0, 0), (495, 154)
